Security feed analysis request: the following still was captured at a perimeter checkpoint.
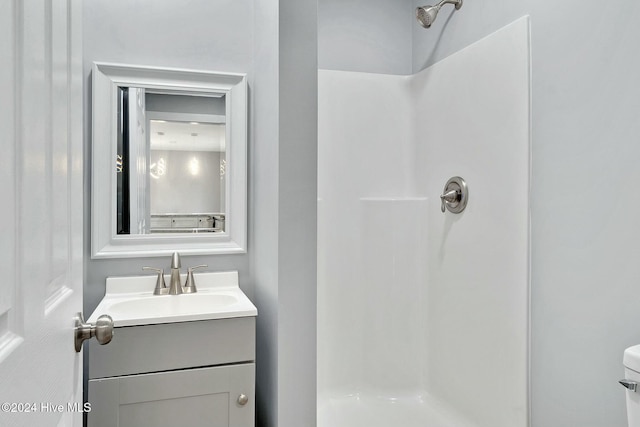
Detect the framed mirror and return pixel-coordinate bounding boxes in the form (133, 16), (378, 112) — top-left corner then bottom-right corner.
(91, 63), (247, 258)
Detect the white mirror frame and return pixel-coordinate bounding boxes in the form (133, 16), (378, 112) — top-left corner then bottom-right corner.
(91, 62), (247, 258)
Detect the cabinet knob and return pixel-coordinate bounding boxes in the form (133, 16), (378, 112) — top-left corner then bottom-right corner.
(237, 394), (249, 406)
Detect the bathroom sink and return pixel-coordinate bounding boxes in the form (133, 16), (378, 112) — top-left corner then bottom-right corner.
(88, 271), (257, 327)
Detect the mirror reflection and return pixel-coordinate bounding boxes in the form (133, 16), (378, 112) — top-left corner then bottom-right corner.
(116, 88), (227, 235)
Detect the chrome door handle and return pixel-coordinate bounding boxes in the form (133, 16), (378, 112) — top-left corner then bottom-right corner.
(74, 312), (113, 352)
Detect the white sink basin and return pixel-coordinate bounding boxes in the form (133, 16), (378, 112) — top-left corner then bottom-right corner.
(88, 271), (257, 327)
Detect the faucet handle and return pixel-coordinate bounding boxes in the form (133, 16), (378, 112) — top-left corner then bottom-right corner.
(183, 265), (207, 294)
(143, 267), (168, 295)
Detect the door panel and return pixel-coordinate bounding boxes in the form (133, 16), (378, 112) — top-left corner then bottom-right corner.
(0, 0), (84, 426)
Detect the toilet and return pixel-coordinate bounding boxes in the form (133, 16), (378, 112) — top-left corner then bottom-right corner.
(622, 345), (640, 426)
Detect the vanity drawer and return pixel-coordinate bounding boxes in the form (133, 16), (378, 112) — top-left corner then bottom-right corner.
(88, 316), (255, 379)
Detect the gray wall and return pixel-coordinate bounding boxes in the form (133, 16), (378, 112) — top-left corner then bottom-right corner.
(251, 2), (280, 425)
(320, 0), (640, 425)
(412, 2), (640, 426)
(277, 2), (318, 424)
(318, 0), (414, 75)
(251, 1), (318, 425)
(84, 2), (317, 427)
(410, 0), (528, 72)
(83, 0), (253, 316)
(83, 0), (254, 413)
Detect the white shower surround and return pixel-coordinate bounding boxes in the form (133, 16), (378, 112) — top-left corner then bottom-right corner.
(318, 17), (530, 427)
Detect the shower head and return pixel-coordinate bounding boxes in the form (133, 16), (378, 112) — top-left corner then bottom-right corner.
(416, 0), (463, 29)
(416, 5), (439, 28)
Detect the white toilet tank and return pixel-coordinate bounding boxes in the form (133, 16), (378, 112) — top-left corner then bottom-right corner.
(622, 345), (640, 426)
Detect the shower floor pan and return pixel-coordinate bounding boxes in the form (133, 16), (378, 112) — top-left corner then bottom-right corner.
(318, 390), (479, 427)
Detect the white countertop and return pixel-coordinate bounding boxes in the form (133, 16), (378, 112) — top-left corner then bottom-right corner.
(88, 271), (257, 327)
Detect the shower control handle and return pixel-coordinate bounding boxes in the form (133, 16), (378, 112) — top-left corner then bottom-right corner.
(439, 176), (468, 214)
(440, 189), (459, 212)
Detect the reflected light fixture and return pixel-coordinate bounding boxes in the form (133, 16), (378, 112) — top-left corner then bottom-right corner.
(150, 157), (166, 179)
(189, 157), (200, 176)
(220, 158), (226, 178)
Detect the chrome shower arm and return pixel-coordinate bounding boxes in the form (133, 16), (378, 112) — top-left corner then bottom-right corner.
(436, 0), (463, 10)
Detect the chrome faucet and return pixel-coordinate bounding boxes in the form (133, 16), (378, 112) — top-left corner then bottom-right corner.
(147, 252), (206, 295)
(169, 252), (183, 295)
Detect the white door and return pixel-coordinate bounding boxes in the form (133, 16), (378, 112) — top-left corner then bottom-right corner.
(0, 1), (84, 426)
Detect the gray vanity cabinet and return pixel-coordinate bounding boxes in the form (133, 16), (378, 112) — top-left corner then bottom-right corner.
(88, 364), (254, 427)
(87, 317), (255, 427)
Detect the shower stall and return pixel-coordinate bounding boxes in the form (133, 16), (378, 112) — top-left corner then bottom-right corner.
(317, 18), (531, 427)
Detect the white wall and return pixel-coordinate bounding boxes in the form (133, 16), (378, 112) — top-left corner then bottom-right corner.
(410, 2), (640, 426)
(149, 150), (222, 214)
(317, 71), (416, 394)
